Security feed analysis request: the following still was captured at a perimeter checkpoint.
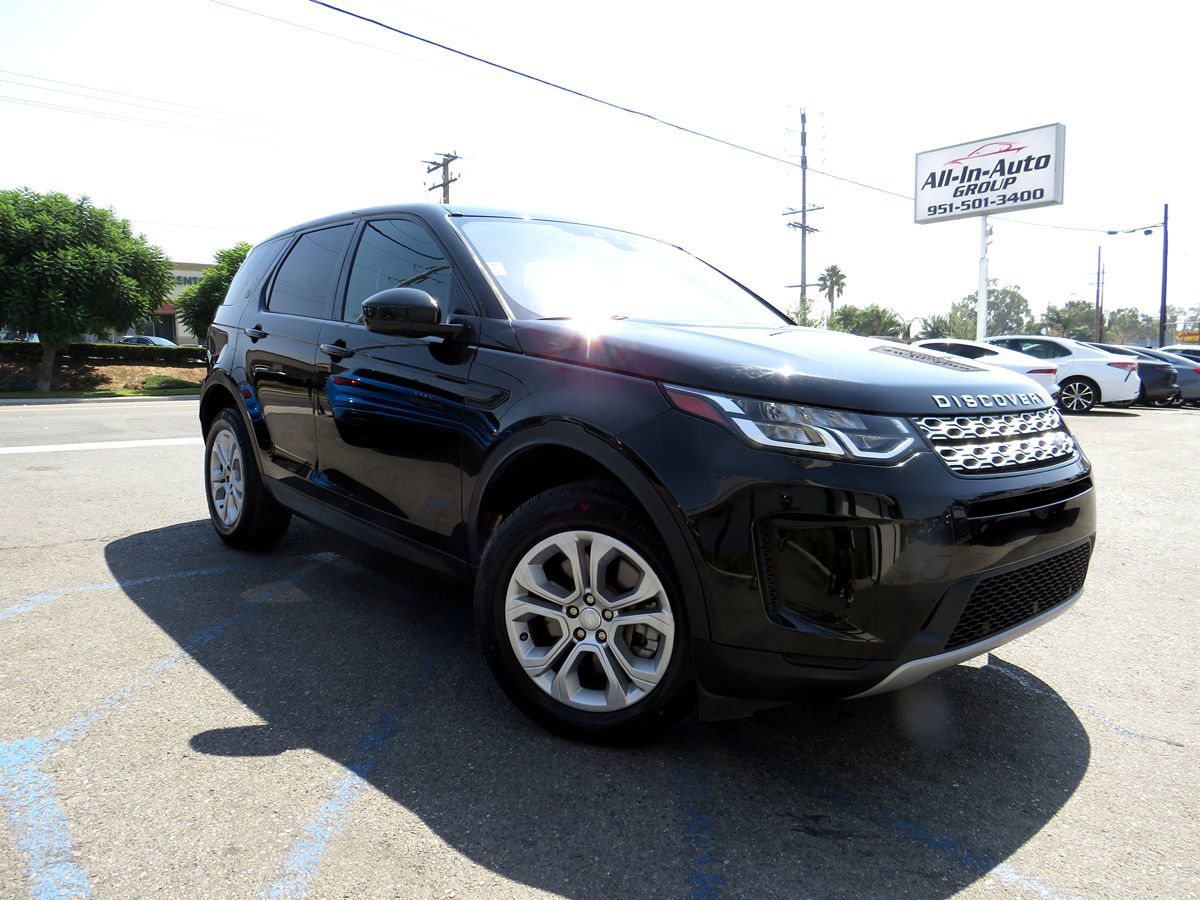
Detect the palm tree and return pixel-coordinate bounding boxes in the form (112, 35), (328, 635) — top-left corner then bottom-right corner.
(817, 265), (846, 314)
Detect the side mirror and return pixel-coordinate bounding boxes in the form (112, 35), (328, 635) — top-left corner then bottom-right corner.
(361, 288), (463, 339)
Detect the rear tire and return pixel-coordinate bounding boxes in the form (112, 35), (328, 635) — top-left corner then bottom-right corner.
(475, 480), (695, 743)
(1152, 392), (1184, 408)
(204, 407), (292, 550)
(1058, 377), (1098, 414)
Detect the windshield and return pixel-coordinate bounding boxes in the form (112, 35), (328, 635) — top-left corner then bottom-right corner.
(457, 218), (788, 326)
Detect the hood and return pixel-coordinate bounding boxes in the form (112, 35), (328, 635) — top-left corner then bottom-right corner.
(512, 319), (1055, 416)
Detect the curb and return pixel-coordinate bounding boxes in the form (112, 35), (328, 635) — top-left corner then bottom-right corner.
(0, 394), (200, 407)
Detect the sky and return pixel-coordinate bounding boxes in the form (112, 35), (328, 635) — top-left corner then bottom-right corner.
(0, 0), (1195, 328)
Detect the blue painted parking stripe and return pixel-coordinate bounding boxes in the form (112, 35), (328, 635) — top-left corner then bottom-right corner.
(0, 737), (92, 899)
(0, 560), (329, 899)
(987, 657), (1184, 748)
(261, 615), (466, 900)
(675, 752), (727, 899)
(724, 730), (1071, 898)
(0, 553), (338, 624)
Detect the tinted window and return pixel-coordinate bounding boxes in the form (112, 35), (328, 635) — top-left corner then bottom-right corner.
(223, 236), (288, 309)
(944, 343), (997, 359)
(1015, 340), (1068, 359)
(268, 225), (354, 318)
(922, 342), (951, 353)
(343, 219), (452, 324)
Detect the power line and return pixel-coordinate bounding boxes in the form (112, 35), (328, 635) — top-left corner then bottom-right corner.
(0, 67), (259, 121)
(0, 94), (247, 139)
(303, 0), (914, 201)
(0, 76), (250, 126)
(994, 217), (1163, 234)
(208, 0), (455, 73)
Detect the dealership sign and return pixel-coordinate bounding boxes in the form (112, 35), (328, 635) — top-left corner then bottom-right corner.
(915, 124), (1065, 224)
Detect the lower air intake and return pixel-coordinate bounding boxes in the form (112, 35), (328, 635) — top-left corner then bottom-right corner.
(945, 543), (1091, 651)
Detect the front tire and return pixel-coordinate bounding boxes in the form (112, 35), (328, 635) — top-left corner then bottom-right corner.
(1058, 377), (1098, 414)
(475, 481), (695, 742)
(204, 407), (292, 550)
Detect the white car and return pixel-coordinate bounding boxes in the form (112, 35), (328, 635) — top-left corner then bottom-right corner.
(984, 335), (1140, 413)
(913, 338), (1060, 393)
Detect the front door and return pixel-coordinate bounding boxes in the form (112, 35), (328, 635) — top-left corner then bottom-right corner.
(313, 217), (481, 558)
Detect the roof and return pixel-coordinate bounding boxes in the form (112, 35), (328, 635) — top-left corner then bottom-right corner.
(257, 203), (667, 248)
(259, 203), (603, 244)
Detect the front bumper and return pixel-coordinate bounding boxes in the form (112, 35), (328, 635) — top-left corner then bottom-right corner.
(619, 409), (1096, 709)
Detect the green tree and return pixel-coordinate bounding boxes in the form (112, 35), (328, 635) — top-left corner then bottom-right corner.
(817, 264), (846, 314)
(1040, 299), (1096, 339)
(917, 313), (951, 339)
(786, 294), (823, 328)
(177, 242), (251, 341)
(1104, 307), (1155, 344)
(827, 303), (907, 338)
(0, 188), (172, 391)
(949, 282), (1034, 338)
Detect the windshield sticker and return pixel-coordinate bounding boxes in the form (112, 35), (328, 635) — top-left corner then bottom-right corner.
(487, 261), (507, 277)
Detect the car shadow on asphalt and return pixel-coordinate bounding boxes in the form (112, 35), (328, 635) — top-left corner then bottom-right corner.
(105, 521), (1091, 899)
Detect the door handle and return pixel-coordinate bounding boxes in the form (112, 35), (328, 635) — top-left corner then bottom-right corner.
(245, 325), (268, 341)
(320, 342), (355, 359)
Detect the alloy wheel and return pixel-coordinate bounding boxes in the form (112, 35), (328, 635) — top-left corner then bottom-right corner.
(1060, 381), (1095, 412)
(504, 530), (676, 712)
(208, 427), (245, 528)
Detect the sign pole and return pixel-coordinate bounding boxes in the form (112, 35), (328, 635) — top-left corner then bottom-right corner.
(977, 215), (989, 340)
(1158, 202), (1169, 347)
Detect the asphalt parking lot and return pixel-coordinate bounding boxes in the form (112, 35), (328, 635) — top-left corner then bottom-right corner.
(0, 398), (1196, 899)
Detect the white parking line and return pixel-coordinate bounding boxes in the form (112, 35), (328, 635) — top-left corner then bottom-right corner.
(0, 437), (203, 455)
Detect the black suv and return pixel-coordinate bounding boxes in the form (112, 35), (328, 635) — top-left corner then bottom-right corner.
(200, 204), (1095, 741)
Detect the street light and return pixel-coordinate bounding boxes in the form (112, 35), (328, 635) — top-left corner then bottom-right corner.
(1107, 203), (1168, 346)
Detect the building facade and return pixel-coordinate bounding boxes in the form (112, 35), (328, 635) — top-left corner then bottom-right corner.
(133, 261), (210, 345)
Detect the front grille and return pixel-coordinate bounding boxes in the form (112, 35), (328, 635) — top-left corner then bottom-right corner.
(945, 543), (1091, 650)
(913, 408), (1076, 473)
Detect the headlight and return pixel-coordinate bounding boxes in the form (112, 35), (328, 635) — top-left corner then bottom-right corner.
(662, 384), (917, 462)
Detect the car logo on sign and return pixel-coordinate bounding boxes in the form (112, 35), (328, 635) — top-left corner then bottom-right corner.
(943, 141), (1028, 167)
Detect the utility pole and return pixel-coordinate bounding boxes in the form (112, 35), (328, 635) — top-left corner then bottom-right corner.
(977, 216), (990, 340)
(800, 109), (808, 303)
(783, 110), (822, 309)
(423, 151), (460, 204)
(1158, 202), (1169, 346)
(1094, 245), (1103, 341)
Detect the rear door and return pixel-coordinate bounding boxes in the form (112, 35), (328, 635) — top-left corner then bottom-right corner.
(312, 216), (482, 559)
(243, 222), (355, 484)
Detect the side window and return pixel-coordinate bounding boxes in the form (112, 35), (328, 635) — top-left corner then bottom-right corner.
(953, 344), (997, 359)
(342, 219), (453, 324)
(1023, 340), (1069, 359)
(223, 236), (288, 308)
(923, 342), (951, 354)
(267, 224), (355, 319)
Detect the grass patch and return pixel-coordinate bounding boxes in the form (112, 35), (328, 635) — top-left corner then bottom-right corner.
(142, 374), (199, 390)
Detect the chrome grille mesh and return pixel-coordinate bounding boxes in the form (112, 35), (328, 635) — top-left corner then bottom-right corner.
(914, 409), (1076, 473)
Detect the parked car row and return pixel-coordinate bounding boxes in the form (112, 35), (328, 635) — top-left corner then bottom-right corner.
(916, 334), (1199, 413)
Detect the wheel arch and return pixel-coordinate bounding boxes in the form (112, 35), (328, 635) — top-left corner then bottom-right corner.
(468, 422), (711, 641)
(199, 376), (239, 434)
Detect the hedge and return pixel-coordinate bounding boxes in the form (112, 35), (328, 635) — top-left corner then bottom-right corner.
(0, 341), (207, 365)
